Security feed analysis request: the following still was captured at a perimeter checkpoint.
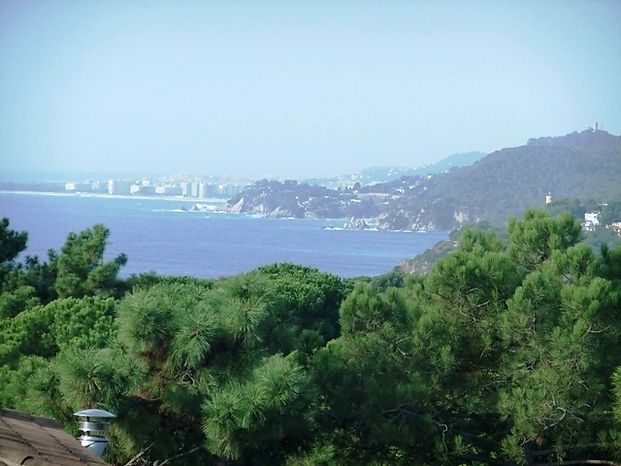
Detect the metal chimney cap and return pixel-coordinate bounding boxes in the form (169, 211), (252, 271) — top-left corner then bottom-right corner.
(74, 408), (116, 418)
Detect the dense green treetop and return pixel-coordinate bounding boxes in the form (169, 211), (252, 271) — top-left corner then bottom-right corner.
(54, 224), (128, 298)
(0, 217), (27, 264)
(1, 212), (621, 465)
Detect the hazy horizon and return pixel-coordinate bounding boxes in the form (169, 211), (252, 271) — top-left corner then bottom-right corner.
(0, 149), (490, 183)
(1, 1), (620, 179)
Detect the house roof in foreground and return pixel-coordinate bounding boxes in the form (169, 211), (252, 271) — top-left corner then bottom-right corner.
(0, 409), (109, 466)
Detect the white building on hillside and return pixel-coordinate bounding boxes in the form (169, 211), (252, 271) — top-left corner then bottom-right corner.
(583, 211), (600, 231)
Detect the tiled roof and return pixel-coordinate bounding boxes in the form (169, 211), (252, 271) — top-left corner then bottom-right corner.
(0, 409), (109, 466)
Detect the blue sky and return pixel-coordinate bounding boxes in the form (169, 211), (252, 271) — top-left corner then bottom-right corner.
(1, 1), (620, 179)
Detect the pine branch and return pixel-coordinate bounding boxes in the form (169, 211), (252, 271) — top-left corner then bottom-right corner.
(154, 446), (202, 466)
(123, 442), (154, 466)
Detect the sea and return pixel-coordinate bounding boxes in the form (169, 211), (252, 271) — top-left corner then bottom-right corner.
(0, 191), (447, 279)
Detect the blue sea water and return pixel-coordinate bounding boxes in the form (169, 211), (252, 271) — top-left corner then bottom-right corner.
(0, 192), (447, 278)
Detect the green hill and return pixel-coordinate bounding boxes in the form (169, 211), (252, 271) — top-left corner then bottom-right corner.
(383, 128), (621, 229)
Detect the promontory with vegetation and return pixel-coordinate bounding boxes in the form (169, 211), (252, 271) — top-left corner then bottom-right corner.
(228, 128), (621, 231)
(2, 211), (621, 465)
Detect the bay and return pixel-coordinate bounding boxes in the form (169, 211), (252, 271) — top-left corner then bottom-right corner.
(0, 192), (447, 278)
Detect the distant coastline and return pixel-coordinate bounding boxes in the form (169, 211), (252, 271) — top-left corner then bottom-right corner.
(0, 190), (228, 204)
(0, 191), (445, 278)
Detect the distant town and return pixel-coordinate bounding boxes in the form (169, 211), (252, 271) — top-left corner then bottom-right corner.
(0, 170), (415, 200)
(0, 174), (254, 199)
(0, 152), (489, 201)
(65, 176), (247, 198)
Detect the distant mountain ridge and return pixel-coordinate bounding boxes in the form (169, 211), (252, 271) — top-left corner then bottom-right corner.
(302, 151), (486, 187)
(355, 151), (486, 184)
(229, 129), (621, 231)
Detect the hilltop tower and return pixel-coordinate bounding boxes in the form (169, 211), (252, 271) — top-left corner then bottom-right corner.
(545, 192), (552, 205)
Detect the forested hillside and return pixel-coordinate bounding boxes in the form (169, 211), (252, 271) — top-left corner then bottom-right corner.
(376, 129), (621, 229)
(423, 128), (621, 225)
(229, 129), (621, 231)
(2, 214), (621, 465)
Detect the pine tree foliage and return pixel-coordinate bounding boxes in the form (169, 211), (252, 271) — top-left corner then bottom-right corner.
(54, 224), (127, 298)
(55, 347), (137, 411)
(202, 353), (311, 461)
(2, 213), (621, 465)
(507, 210), (582, 272)
(0, 217), (27, 263)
